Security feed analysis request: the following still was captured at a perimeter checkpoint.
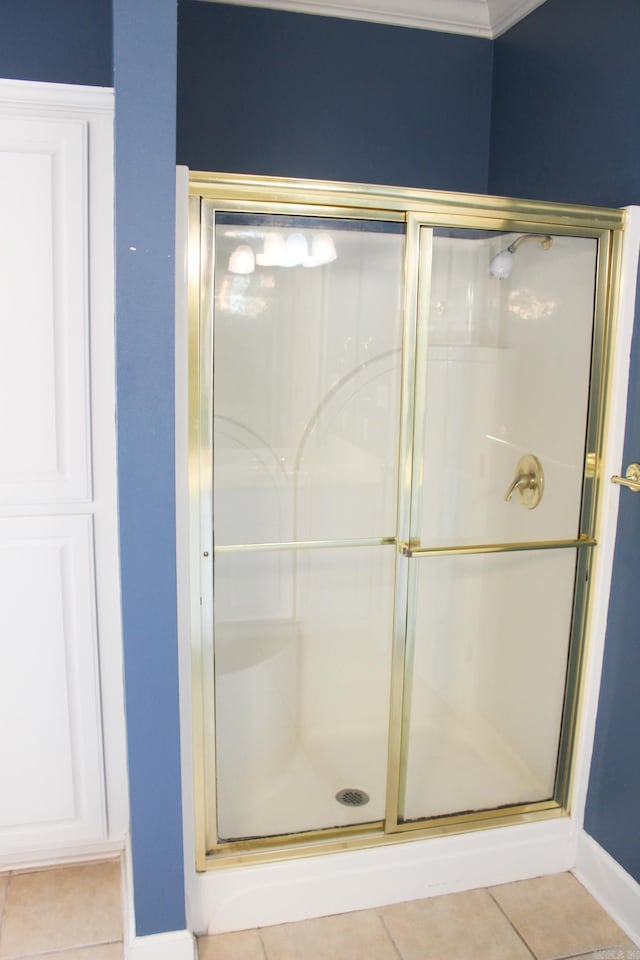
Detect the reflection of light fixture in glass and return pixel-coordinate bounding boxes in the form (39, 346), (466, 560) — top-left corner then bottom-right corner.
(311, 232), (337, 264)
(282, 232), (308, 267)
(235, 230), (338, 272)
(228, 244), (255, 274)
(263, 231), (286, 265)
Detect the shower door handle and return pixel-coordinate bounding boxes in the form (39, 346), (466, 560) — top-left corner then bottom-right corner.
(611, 462), (640, 492)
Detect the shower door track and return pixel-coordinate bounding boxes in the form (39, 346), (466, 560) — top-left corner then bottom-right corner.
(187, 173), (624, 870)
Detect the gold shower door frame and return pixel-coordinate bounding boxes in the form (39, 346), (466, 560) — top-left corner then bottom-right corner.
(187, 173), (624, 870)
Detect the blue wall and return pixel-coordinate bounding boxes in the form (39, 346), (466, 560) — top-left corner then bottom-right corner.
(586, 278), (640, 882)
(492, 0), (640, 882)
(0, 0), (111, 87)
(490, 0), (640, 207)
(177, 1), (493, 192)
(113, 0), (186, 936)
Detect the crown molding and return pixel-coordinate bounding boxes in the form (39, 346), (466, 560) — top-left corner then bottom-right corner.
(0, 78), (113, 114)
(201, 0), (547, 37)
(488, 0), (548, 37)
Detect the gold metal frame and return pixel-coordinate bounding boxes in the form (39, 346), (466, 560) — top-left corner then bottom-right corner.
(187, 171), (624, 870)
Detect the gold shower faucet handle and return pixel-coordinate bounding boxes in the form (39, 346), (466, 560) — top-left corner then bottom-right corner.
(504, 454), (544, 510)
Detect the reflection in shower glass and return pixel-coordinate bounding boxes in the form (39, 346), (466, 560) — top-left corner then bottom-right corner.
(211, 213), (405, 840)
(213, 214), (405, 547)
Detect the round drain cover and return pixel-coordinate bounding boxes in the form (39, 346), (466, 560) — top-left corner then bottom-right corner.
(336, 788), (370, 807)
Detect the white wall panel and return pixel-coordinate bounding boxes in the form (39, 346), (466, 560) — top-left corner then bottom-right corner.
(0, 115), (90, 504)
(0, 515), (106, 851)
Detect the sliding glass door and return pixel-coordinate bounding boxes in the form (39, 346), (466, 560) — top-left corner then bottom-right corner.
(188, 176), (620, 866)
(206, 209), (405, 841)
(392, 223), (599, 828)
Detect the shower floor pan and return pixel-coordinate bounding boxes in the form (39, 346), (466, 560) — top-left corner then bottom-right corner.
(215, 700), (547, 843)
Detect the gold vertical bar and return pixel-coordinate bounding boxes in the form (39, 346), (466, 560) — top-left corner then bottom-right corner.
(385, 217), (432, 831)
(197, 200), (219, 857)
(399, 219), (434, 825)
(555, 227), (622, 810)
(187, 196), (208, 870)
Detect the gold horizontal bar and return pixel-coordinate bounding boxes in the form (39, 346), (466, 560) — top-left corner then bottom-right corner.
(203, 804), (565, 869)
(400, 535), (596, 558)
(214, 536), (397, 553)
(390, 799), (559, 834)
(204, 196), (406, 223)
(213, 819), (384, 856)
(189, 171), (624, 230)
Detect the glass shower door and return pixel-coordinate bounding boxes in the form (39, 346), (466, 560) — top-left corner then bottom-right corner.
(207, 209), (405, 842)
(395, 224), (599, 825)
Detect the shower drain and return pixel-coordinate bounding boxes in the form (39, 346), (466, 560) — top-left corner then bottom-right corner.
(336, 788), (370, 807)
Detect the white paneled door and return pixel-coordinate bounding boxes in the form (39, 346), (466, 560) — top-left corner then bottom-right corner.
(0, 81), (124, 867)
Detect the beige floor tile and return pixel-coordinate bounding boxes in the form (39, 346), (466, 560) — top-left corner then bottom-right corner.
(566, 946), (640, 960)
(379, 888), (533, 960)
(26, 944), (124, 960)
(0, 861), (122, 958)
(260, 909), (397, 960)
(0, 874), (9, 925)
(489, 873), (628, 960)
(569, 940), (640, 960)
(198, 930), (265, 960)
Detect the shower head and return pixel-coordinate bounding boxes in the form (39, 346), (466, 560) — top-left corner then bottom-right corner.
(489, 234), (553, 279)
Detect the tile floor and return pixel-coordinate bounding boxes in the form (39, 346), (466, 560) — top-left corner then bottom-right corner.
(0, 861), (637, 960)
(198, 872), (639, 960)
(0, 861), (123, 960)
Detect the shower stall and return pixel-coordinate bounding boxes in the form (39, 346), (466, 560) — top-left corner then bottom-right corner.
(186, 174), (623, 868)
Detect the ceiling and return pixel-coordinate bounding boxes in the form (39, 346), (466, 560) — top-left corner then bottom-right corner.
(203, 0), (548, 37)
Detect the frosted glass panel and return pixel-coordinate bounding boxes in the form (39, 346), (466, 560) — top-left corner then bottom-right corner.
(212, 215), (404, 546)
(214, 545), (395, 840)
(401, 549), (577, 823)
(418, 230), (597, 547)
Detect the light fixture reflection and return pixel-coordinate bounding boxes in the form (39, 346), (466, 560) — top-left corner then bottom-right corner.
(311, 232), (337, 264)
(263, 231), (286, 264)
(228, 244), (255, 274)
(283, 232), (309, 267)
(235, 230), (338, 272)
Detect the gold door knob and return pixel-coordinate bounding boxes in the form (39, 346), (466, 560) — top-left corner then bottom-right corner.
(504, 454), (544, 510)
(611, 463), (640, 492)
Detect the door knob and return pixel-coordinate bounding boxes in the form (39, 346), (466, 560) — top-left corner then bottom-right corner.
(611, 463), (640, 492)
(504, 454), (544, 510)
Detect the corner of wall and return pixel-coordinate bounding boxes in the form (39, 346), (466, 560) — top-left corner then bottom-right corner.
(575, 831), (640, 946)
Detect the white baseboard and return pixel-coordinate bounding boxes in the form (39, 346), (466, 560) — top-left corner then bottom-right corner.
(0, 839), (125, 874)
(127, 930), (196, 960)
(574, 832), (640, 947)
